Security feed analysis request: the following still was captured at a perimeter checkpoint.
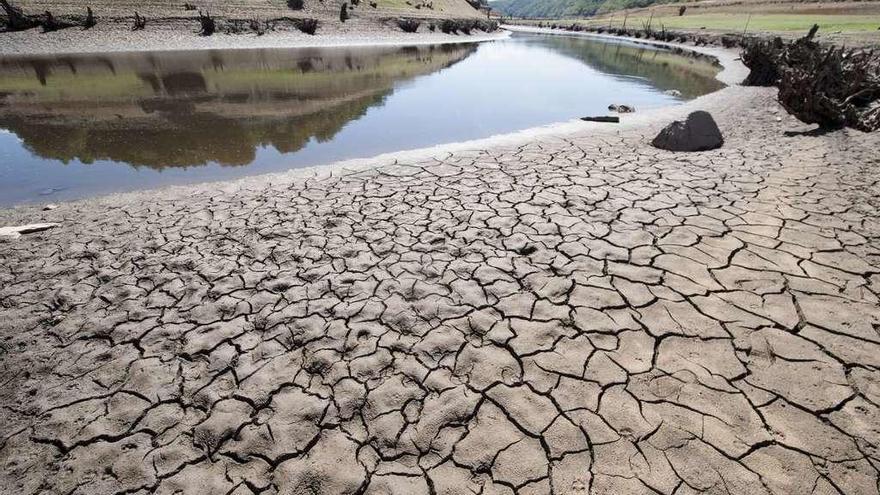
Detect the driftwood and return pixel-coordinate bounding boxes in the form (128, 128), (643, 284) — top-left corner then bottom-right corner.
(0, 0), (39, 31)
(41, 10), (76, 32)
(581, 116), (620, 123)
(742, 25), (880, 132)
(83, 6), (96, 29)
(132, 11), (145, 30)
(197, 10), (215, 35)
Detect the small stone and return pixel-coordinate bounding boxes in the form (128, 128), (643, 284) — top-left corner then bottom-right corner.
(608, 104), (635, 113)
(651, 110), (724, 152)
(665, 89), (682, 97)
(43, 204), (58, 211)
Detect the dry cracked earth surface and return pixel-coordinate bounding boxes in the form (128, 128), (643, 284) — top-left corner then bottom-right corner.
(1, 88), (880, 495)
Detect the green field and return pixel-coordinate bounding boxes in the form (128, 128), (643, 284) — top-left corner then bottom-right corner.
(577, 13), (880, 33)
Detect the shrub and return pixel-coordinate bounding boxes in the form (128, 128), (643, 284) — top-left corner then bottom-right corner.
(41, 10), (75, 32)
(439, 19), (457, 34)
(247, 18), (274, 35)
(475, 19), (497, 32)
(287, 0), (304, 9)
(459, 19), (476, 34)
(183, 2), (196, 10)
(396, 18), (420, 33)
(198, 10), (214, 35)
(296, 17), (318, 34)
(41, 10), (58, 32)
(679, 6), (686, 16)
(339, 2), (348, 22)
(83, 6), (95, 29)
(132, 11), (145, 30)
(0, 0), (40, 31)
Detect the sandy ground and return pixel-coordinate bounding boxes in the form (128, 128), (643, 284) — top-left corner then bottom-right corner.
(2, 35), (880, 494)
(0, 19), (508, 55)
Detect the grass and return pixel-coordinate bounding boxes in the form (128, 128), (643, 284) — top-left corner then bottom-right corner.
(564, 13), (880, 34)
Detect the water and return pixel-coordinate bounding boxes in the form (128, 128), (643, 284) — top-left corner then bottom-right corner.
(0, 33), (724, 205)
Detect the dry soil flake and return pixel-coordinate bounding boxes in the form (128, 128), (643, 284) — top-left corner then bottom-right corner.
(0, 222), (59, 239)
(1, 88), (880, 495)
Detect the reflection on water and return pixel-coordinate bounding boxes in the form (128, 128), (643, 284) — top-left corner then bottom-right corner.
(0, 33), (724, 205)
(0, 44), (476, 169)
(528, 35), (725, 99)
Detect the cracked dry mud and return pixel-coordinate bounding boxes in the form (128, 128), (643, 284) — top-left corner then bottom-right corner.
(1, 88), (880, 495)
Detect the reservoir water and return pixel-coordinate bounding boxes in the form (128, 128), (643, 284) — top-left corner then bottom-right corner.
(0, 32), (724, 205)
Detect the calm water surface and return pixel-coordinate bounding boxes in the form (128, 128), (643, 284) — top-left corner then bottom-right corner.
(0, 33), (724, 205)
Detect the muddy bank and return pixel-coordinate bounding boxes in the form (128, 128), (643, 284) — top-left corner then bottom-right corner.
(0, 17), (508, 55)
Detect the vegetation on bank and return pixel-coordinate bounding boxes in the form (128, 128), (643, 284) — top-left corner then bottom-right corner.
(506, 13), (880, 35)
(1, 0), (496, 36)
(742, 25), (880, 131)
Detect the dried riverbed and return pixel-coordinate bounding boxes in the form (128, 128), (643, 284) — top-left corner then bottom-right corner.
(1, 38), (880, 494)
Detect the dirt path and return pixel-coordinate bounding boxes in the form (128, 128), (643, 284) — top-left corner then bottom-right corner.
(1, 50), (880, 494)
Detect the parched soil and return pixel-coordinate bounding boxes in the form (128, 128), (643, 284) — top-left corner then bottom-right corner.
(1, 82), (879, 494)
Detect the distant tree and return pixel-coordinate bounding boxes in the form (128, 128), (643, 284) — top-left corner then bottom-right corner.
(339, 2), (348, 22)
(678, 5), (686, 16)
(287, 0), (304, 9)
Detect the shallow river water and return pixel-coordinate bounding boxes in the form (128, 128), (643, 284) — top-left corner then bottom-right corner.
(0, 33), (724, 205)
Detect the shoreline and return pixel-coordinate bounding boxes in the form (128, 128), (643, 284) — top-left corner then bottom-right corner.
(0, 29), (743, 211)
(0, 21), (510, 56)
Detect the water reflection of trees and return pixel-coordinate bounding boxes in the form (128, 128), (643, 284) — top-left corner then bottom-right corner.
(528, 35), (725, 98)
(0, 43), (476, 169)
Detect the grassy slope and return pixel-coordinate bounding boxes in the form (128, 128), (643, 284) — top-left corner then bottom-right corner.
(573, 13), (880, 33)
(491, 0), (662, 18)
(498, 0), (880, 43)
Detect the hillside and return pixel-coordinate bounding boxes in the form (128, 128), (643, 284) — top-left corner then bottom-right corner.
(499, 0), (880, 45)
(5, 0), (483, 23)
(491, 0), (880, 24)
(491, 0), (659, 18)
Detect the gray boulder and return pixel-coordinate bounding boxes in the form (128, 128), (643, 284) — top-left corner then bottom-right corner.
(651, 111), (724, 152)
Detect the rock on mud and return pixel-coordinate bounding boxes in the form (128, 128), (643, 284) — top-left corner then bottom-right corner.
(651, 111), (724, 152)
(608, 104), (635, 113)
